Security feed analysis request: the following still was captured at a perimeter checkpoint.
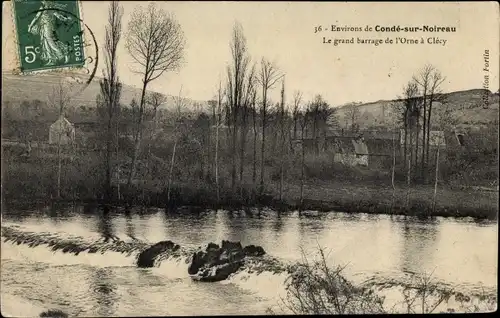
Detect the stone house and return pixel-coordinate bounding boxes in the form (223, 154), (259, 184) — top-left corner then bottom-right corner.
(48, 116), (75, 145)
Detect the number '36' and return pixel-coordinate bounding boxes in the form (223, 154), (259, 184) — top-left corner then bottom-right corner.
(24, 46), (40, 63)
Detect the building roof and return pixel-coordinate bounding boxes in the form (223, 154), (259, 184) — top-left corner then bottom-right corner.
(50, 116), (74, 130)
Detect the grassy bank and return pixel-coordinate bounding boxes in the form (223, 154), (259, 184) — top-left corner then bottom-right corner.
(3, 178), (497, 220)
(2, 145), (498, 220)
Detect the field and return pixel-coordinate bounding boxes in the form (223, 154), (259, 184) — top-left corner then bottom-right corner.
(2, 141), (498, 220)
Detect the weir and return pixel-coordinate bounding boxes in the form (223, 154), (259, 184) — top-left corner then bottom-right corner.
(0, 225), (294, 281)
(2, 224), (496, 313)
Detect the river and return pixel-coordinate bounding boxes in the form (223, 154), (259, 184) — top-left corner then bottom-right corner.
(1, 205), (497, 316)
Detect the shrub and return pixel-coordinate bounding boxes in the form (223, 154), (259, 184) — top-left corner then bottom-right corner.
(277, 247), (386, 315)
(270, 246), (497, 315)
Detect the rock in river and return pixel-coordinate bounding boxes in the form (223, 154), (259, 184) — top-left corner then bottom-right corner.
(188, 240), (266, 282)
(136, 240), (181, 268)
(39, 309), (69, 318)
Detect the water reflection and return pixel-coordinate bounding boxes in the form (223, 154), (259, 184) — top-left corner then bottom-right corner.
(124, 207), (138, 241)
(224, 211), (246, 243)
(89, 267), (119, 317)
(398, 216), (440, 274)
(1, 204), (496, 295)
(98, 207), (118, 242)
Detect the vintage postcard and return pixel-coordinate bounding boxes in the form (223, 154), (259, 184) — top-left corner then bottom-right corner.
(1, 1), (498, 316)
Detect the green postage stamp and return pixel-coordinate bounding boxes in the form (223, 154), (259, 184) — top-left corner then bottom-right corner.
(12, 0), (86, 72)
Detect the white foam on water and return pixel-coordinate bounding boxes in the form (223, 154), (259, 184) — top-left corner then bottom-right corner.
(226, 268), (289, 300)
(153, 255), (191, 279)
(1, 240), (136, 268)
(3, 225), (495, 314)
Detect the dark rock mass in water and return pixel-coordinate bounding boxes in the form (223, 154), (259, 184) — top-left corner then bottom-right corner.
(39, 309), (69, 318)
(243, 244), (266, 257)
(188, 240), (266, 282)
(136, 240), (181, 268)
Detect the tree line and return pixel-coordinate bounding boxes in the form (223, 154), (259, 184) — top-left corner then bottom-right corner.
(93, 2), (341, 205)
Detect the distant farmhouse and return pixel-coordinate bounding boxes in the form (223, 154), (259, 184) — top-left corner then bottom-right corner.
(295, 129), (400, 167)
(48, 116), (76, 145)
(291, 128), (486, 168)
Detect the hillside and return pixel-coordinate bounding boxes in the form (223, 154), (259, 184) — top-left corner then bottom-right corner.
(1, 71), (209, 114)
(336, 89), (500, 130)
(2, 71), (499, 130)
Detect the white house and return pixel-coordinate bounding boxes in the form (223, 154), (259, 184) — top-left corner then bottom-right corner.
(48, 116), (75, 145)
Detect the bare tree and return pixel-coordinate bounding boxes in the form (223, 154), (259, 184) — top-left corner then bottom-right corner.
(278, 78), (286, 201)
(398, 80), (421, 204)
(298, 107), (310, 209)
(292, 91), (303, 140)
(99, 0), (123, 203)
(393, 80), (421, 174)
(251, 90), (258, 196)
(257, 58), (281, 196)
(413, 65), (446, 182)
(125, 2), (185, 187)
(47, 81), (71, 199)
(226, 22), (251, 190)
(238, 63), (257, 195)
(166, 86), (186, 203)
(390, 126), (397, 212)
(215, 81), (224, 203)
(308, 95), (331, 155)
(425, 70), (446, 169)
(432, 141), (441, 212)
(344, 103), (361, 132)
(207, 99), (217, 175)
(413, 65), (432, 177)
(146, 91), (167, 157)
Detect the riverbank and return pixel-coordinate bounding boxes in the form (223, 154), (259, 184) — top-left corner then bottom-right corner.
(3, 136), (498, 220)
(2, 179), (498, 220)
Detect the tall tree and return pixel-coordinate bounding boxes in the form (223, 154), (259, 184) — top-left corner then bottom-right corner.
(214, 81), (224, 203)
(308, 95), (331, 155)
(251, 90), (258, 195)
(145, 91), (167, 158)
(125, 2), (185, 187)
(425, 70), (446, 170)
(208, 99), (217, 174)
(393, 81), (420, 173)
(47, 81), (71, 199)
(100, 0), (123, 203)
(298, 108), (308, 209)
(292, 90), (303, 140)
(414, 65), (446, 182)
(238, 64), (257, 195)
(344, 103), (361, 132)
(278, 78), (286, 200)
(257, 58), (281, 196)
(413, 65), (433, 180)
(402, 81), (421, 180)
(166, 87), (186, 203)
(226, 22), (251, 190)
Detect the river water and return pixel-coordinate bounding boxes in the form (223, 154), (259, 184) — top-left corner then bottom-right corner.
(1, 205), (497, 316)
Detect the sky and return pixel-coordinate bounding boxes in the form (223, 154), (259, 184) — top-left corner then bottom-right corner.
(2, 1), (499, 106)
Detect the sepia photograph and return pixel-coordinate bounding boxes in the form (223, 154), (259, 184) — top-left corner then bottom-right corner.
(1, 0), (498, 316)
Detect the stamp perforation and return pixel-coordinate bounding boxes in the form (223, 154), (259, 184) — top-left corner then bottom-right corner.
(10, 0), (89, 76)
